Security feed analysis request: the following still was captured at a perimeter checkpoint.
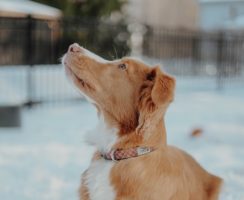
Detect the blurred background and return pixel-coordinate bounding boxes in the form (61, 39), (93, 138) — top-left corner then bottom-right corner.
(0, 0), (243, 199)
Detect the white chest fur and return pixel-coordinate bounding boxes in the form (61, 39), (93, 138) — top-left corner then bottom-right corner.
(84, 118), (118, 200)
(86, 159), (116, 200)
(85, 118), (118, 153)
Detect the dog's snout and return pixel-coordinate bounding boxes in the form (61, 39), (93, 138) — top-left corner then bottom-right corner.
(68, 43), (82, 53)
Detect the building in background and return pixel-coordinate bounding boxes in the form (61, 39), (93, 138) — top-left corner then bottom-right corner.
(0, 0), (62, 20)
(126, 0), (199, 30)
(125, 0), (199, 56)
(199, 0), (244, 30)
(127, 0), (244, 31)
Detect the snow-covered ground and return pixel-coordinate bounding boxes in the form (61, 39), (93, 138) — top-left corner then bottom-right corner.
(0, 76), (244, 200)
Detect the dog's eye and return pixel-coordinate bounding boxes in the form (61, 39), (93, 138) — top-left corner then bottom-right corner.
(118, 63), (127, 70)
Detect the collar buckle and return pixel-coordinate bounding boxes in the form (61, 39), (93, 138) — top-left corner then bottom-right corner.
(108, 149), (118, 162)
(136, 147), (152, 156)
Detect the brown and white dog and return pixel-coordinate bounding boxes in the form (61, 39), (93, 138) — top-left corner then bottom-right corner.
(62, 43), (223, 200)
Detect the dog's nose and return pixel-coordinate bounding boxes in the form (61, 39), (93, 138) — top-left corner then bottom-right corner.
(68, 43), (82, 53)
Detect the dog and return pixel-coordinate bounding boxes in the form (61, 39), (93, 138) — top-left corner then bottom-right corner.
(62, 43), (223, 200)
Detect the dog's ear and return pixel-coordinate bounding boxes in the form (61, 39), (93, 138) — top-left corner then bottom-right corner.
(136, 66), (175, 136)
(150, 67), (175, 106)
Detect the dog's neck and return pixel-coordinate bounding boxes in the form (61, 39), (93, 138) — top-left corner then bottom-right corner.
(85, 113), (167, 153)
(85, 117), (118, 153)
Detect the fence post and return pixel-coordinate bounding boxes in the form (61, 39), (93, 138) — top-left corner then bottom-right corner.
(26, 15), (35, 107)
(216, 31), (224, 90)
(192, 32), (200, 75)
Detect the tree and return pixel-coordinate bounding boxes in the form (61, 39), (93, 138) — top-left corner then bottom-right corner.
(32, 0), (126, 18)
(31, 0), (130, 59)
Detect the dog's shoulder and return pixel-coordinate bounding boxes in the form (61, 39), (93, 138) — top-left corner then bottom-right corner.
(167, 145), (208, 176)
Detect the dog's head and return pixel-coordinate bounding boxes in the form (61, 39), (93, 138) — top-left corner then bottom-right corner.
(63, 43), (175, 137)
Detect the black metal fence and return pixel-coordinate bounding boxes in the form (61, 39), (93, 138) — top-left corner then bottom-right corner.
(0, 16), (244, 107)
(0, 17), (130, 65)
(143, 28), (244, 86)
(0, 17), (56, 65)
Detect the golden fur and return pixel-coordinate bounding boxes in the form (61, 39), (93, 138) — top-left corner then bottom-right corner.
(64, 44), (223, 200)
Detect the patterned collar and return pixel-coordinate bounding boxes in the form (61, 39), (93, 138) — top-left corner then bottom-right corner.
(101, 146), (156, 161)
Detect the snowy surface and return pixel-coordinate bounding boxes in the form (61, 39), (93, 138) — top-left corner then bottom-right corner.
(0, 77), (244, 200)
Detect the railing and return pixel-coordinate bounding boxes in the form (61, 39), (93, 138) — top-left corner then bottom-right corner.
(143, 27), (244, 88)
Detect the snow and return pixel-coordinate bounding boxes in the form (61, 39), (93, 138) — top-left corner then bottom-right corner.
(0, 0), (62, 19)
(0, 76), (244, 199)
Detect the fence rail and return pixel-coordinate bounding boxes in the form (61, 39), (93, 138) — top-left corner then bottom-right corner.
(0, 16), (244, 106)
(143, 27), (244, 76)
